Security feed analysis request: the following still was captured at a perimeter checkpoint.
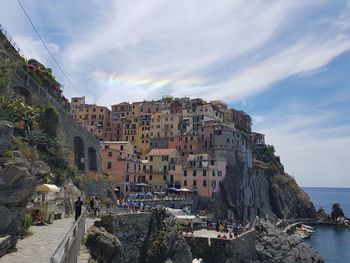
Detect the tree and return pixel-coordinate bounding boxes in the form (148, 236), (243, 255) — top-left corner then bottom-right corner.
(38, 105), (60, 138)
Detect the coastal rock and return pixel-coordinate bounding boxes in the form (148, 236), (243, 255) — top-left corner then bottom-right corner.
(331, 203), (344, 220)
(93, 206), (192, 263)
(212, 147), (316, 223)
(254, 219), (324, 263)
(142, 206), (192, 263)
(86, 226), (123, 263)
(0, 152), (45, 238)
(0, 121), (14, 154)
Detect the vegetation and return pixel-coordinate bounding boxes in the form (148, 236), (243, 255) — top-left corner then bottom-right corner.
(0, 149), (13, 158)
(15, 138), (40, 162)
(0, 96), (40, 131)
(23, 213), (33, 236)
(37, 105), (60, 138)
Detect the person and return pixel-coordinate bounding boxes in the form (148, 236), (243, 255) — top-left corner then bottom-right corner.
(74, 196), (83, 221)
(94, 197), (100, 217)
(89, 196), (95, 217)
(33, 209), (47, 225)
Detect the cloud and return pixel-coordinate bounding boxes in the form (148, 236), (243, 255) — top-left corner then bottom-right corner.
(254, 103), (350, 187)
(60, 0), (332, 103)
(13, 35), (60, 65)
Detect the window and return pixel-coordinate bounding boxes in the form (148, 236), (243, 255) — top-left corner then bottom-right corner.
(162, 155), (169, 161)
(120, 145), (124, 151)
(125, 174), (129, 182)
(163, 175), (166, 181)
(203, 180), (207, 187)
(149, 175), (153, 180)
(163, 165), (167, 173)
(184, 180), (187, 186)
(108, 151), (112, 157)
(193, 170), (196, 176)
(150, 156), (153, 161)
(150, 165), (153, 172)
(211, 160), (214, 165)
(107, 162), (112, 169)
(203, 170), (207, 176)
(184, 170), (187, 176)
(193, 180), (197, 186)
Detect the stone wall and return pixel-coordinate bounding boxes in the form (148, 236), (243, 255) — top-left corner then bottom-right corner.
(0, 29), (101, 172)
(95, 213), (152, 263)
(184, 230), (257, 263)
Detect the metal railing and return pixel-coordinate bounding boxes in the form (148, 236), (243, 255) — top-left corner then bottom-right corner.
(50, 208), (87, 263)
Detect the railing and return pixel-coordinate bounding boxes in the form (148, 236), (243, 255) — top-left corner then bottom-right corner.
(50, 208), (87, 263)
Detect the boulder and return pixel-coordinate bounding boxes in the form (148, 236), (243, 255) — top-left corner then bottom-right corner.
(86, 226), (123, 263)
(0, 155), (44, 236)
(254, 219), (324, 263)
(331, 203), (344, 221)
(0, 121), (14, 154)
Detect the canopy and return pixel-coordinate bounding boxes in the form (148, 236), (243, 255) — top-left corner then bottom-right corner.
(179, 188), (192, 192)
(36, 184), (60, 193)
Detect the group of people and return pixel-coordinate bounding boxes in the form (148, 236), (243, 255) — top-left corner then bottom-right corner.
(74, 195), (101, 221)
(88, 196), (101, 218)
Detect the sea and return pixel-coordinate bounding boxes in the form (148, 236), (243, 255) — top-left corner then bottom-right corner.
(303, 187), (350, 263)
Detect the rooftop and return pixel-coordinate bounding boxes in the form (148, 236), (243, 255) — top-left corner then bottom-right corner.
(147, 148), (177, 156)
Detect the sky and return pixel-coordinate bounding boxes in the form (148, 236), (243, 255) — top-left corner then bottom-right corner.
(0, 0), (349, 187)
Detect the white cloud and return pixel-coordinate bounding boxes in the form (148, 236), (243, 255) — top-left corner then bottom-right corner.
(13, 35), (60, 65)
(61, 0), (330, 103)
(255, 107), (350, 187)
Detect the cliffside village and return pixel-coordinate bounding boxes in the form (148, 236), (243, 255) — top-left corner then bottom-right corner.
(71, 96), (266, 198)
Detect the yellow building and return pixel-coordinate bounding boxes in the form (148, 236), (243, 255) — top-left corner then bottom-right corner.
(143, 148), (180, 190)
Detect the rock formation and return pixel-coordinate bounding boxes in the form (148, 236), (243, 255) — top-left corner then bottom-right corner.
(89, 206), (192, 263)
(254, 219), (323, 263)
(86, 226), (123, 263)
(0, 121), (50, 255)
(212, 144), (316, 223)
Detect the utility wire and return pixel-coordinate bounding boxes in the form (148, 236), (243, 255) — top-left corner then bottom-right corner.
(17, 0), (82, 96)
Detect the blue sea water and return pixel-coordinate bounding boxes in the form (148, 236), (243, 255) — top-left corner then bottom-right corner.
(303, 187), (350, 263)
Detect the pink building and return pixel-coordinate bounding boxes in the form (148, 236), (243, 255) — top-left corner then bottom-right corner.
(168, 133), (200, 159)
(174, 154), (226, 198)
(101, 148), (143, 196)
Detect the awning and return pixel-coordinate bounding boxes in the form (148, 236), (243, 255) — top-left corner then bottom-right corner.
(179, 188), (192, 192)
(36, 184), (60, 193)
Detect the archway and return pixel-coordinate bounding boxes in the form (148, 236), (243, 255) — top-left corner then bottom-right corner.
(88, 147), (97, 171)
(74, 136), (85, 170)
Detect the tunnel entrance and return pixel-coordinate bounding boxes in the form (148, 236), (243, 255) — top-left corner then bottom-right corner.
(74, 136), (85, 170)
(88, 147), (97, 171)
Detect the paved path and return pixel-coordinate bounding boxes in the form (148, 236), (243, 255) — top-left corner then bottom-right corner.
(0, 218), (74, 263)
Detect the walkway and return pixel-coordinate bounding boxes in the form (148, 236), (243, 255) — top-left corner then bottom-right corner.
(0, 217), (74, 263)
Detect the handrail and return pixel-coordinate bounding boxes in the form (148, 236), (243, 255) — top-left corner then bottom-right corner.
(50, 208), (87, 263)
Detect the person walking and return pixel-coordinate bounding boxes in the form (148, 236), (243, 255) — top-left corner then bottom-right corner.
(74, 196), (83, 221)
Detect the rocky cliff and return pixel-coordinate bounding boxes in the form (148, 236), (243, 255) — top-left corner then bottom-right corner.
(0, 121), (50, 255)
(90, 207), (192, 263)
(212, 141), (316, 223)
(254, 219), (323, 263)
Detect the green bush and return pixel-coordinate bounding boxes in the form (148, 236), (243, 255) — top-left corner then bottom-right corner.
(15, 138), (40, 162)
(23, 213), (33, 236)
(1, 149), (13, 158)
(0, 96), (40, 130)
(38, 105), (60, 138)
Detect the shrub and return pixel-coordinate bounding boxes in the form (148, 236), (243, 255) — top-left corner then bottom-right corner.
(15, 138), (40, 162)
(0, 96), (40, 130)
(37, 105), (60, 138)
(23, 213), (33, 236)
(1, 149), (13, 158)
